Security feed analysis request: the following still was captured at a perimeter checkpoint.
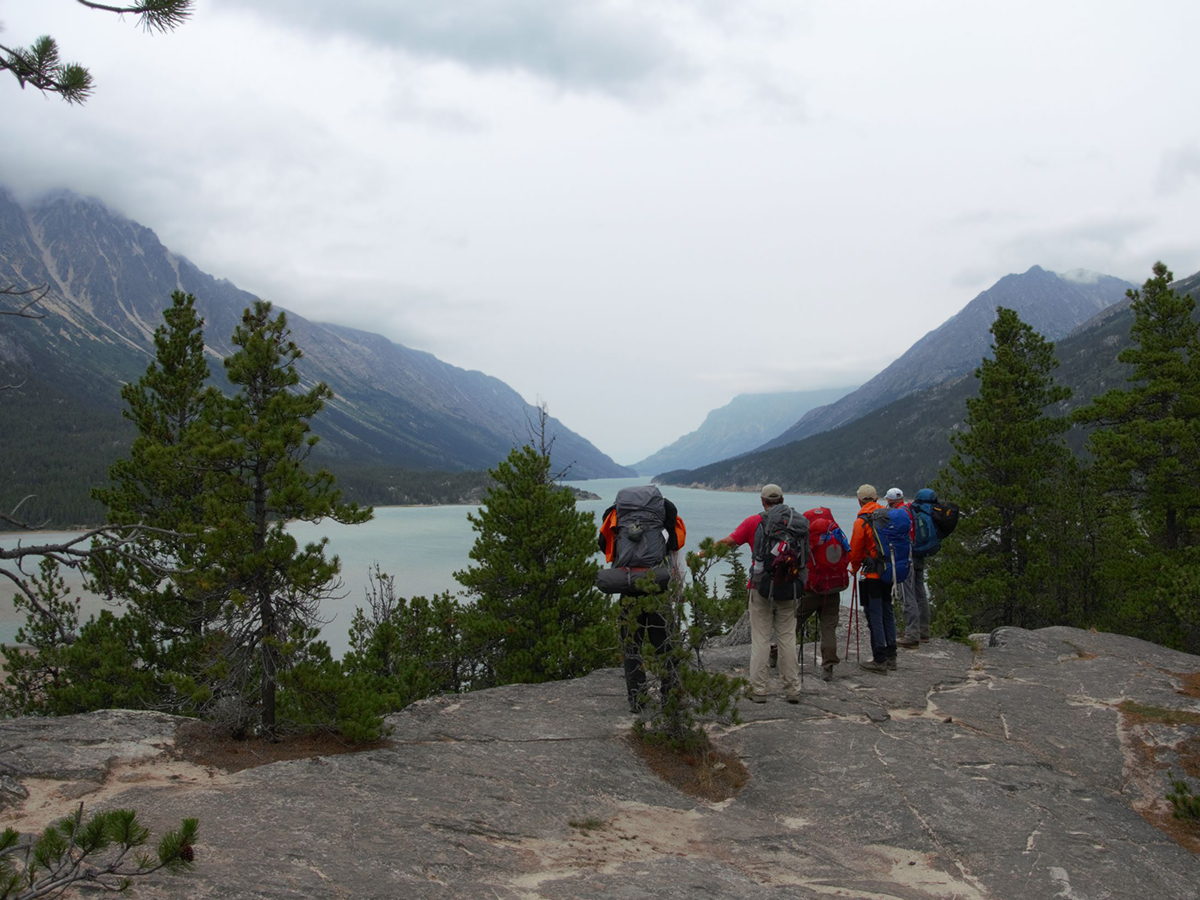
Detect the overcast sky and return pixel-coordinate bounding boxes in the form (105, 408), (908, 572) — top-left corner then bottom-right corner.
(2, 1), (1198, 463)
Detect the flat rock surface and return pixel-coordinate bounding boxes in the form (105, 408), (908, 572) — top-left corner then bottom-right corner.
(3, 625), (1200, 899)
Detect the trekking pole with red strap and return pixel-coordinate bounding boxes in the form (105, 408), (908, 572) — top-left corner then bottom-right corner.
(845, 577), (856, 659)
(851, 577), (862, 661)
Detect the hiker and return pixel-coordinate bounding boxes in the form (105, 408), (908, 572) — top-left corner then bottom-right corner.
(712, 484), (806, 704)
(849, 484), (900, 674)
(885, 488), (923, 649)
(906, 488), (949, 644)
(798, 506), (851, 681)
(596, 485), (686, 713)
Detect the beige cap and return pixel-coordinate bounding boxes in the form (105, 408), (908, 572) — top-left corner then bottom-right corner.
(760, 484), (784, 502)
(856, 484), (878, 502)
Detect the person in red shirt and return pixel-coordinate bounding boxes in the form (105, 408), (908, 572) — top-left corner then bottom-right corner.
(848, 484), (898, 674)
(713, 484), (801, 704)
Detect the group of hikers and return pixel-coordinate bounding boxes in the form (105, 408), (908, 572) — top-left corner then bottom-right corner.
(597, 482), (958, 711)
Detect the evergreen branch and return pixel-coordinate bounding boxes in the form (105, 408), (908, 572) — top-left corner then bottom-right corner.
(73, 0), (195, 34)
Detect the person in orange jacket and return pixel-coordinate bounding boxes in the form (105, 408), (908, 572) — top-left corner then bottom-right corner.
(848, 484), (898, 674)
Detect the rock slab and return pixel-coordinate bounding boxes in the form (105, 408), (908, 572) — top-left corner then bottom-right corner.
(2, 626), (1199, 898)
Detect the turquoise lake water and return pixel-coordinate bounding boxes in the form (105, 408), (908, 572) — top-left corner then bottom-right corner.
(2, 479), (861, 658)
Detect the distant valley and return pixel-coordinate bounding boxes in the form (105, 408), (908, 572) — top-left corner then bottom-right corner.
(631, 386), (856, 476)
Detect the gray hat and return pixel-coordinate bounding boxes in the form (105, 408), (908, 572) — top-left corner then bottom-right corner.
(760, 484), (784, 502)
(856, 484), (878, 502)
(885, 487), (904, 502)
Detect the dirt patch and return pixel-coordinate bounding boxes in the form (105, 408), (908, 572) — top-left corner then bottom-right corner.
(172, 721), (391, 773)
(1062, 641), (1098, 661)
(9, 759), (220, 833)
(1173, 670), (1200, 700)
(1116, 703), (1200, 854)
(500, 802), (709, 892)
(625, 731), (748, 802)
(1118, 700), (1200, 728)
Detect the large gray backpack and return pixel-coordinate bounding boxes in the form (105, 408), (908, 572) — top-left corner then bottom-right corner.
(750, 504), (809, 602)
(595, 485), (672, 595)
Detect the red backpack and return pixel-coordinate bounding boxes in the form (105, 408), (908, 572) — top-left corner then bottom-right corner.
(802, 507), (851, 594)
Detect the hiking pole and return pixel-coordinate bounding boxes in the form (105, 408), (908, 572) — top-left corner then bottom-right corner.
(798, 597), (805, 692)
(846, 577), (857, 659)
(853, 579), (861, 662)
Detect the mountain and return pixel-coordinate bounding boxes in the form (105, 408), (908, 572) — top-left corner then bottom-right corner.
(757, 265), (1134, 451)
(630, 386), (856, 476)
(657, 269), (1199, 496)
(0, 188), (633, 524)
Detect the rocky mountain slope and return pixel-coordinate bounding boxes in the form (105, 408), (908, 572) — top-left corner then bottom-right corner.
(3, 624), (1198, 898)
(758, 266), (1133, 451)
(631, 386), (856, 476)
(657, 269), (1198, 495)
(0, 188), (632, 522)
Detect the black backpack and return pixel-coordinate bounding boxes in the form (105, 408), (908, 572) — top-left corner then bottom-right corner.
(751, 504), (809, 601)
(594, 485), (673, 595)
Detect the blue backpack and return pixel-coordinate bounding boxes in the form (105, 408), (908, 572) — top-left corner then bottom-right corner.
(911, 489), (942, 558)
(859, 507), (912, 583)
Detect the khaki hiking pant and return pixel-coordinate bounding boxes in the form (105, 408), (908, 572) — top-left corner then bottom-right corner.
(749, 588), (799, 696)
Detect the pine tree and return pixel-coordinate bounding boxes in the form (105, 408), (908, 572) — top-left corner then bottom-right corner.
(929, 307), (1072, 630)
(454, 444), (612, 687)
(204, 300), (371, 735)
(1074, 262), (1200, 650)
(91, 291), (220, 645)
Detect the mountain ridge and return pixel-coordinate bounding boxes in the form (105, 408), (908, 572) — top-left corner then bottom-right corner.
(758, 265), (1134, 452)
(656, 268), (1199, 496)
(0, 187), (633, 525)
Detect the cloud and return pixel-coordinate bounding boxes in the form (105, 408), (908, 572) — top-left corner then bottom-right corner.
(214, 0), (685, 95)
(1157, 142), (1200, 194)
(991, 216), (1156, 283)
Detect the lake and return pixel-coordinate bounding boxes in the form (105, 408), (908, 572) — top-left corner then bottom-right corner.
(1, 478), (861, 658)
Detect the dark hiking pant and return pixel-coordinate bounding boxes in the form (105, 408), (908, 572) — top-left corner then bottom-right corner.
(861, 578), (897, 664)
(620, 602), (676, 704)
(796, 590), (841, 665)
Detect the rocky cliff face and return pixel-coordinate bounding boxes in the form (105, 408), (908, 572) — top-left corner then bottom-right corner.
(760, 266), (1133, 450)
(4, 624), (1198, 898)
(0, 187), (633, 480)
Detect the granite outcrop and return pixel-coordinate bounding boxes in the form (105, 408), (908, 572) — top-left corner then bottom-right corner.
(2, 625), (1199, 898)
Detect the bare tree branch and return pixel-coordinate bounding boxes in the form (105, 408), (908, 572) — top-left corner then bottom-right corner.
(0, 283), (49, 318)
(0, 495), (48, 530)
(0, 523), (188, 644)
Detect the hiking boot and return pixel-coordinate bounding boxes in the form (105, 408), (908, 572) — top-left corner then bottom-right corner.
(786, 693), (801, 704)
(768, 645), (778, 668)
(748, 692), (768, 704)
(822, 664), (834, 682)
(859, 660), (888, 675)
(886, 657), (898, 671)
(898, 637), (920, 649)
(628, 694), (645, 714)
(920, 635), (931, 643)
